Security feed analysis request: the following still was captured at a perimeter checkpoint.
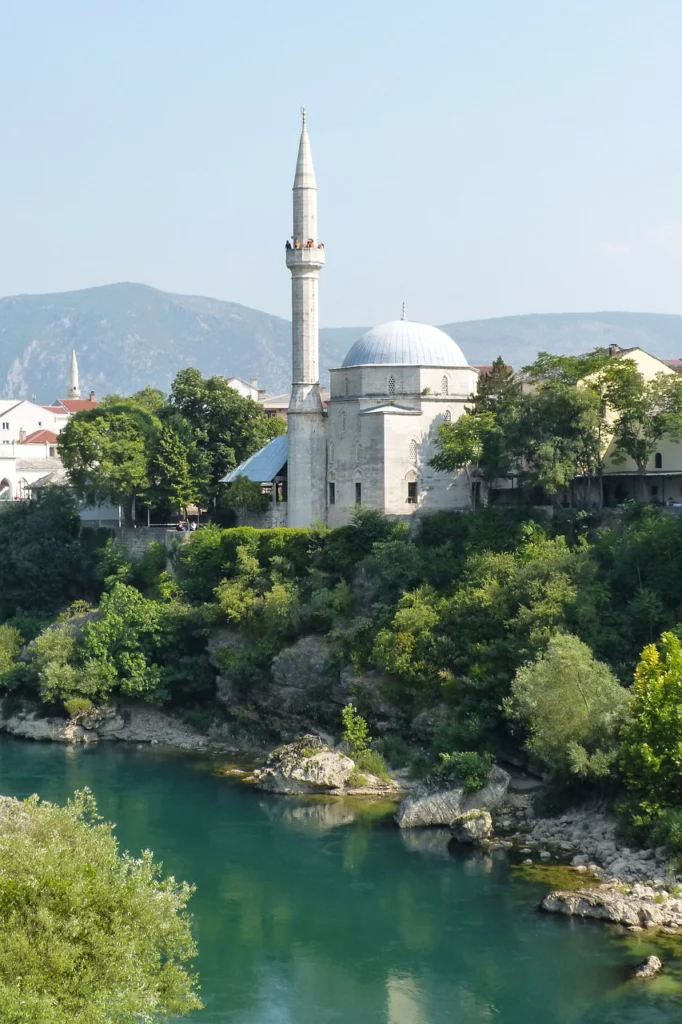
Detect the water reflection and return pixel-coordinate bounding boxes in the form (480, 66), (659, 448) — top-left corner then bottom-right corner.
(0, 738), (681, 1024)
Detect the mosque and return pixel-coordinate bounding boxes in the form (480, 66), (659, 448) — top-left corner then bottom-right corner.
(226, 112), (478, 527)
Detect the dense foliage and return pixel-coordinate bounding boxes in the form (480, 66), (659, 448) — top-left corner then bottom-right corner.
(0, 789), (201, 1023)
(58, 369), (283, 523)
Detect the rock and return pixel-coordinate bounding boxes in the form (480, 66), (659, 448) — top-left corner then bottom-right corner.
(609, 858), (630, 878)
(255, 735), (401, 796)
(573, 865), (588, 873)
(523, 858), (533, 864)
(395, 766), (510, 829)
(540, 850), (551, 860)
(451, 810), (493, 843)
(256, 735), (355, 794)
(633, 956), (663, 979)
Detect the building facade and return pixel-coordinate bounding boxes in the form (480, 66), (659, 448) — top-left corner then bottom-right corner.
(225, 113), (476, 526)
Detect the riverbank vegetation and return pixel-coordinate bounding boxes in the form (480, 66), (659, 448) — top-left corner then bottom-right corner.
(4, 490), (682, 855)
(0, 788), (201, 1023)
(5, 349), (682, 857)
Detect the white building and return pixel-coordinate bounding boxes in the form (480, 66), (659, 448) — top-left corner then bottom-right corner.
(224, 112), (476, 526)
(0, 350), (98, 504)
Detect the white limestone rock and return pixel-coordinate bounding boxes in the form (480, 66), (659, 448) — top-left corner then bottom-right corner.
(395, 766), (510, 829)
(451, 810), (493, 843)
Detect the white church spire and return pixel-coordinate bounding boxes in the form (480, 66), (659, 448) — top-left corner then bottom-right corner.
(69, 349), (80, 399)
(285, 109), (327, 528)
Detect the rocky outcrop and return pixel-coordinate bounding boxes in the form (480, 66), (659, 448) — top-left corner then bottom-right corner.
(254, 735), (402, 796)
(493, 801), (674, 883)
(541, 882), (682, 929)
(633, 956), (662, 979)
(395, 766), (510, 829)
(0, 702), (212, 751)
(451, 809), (493, 843)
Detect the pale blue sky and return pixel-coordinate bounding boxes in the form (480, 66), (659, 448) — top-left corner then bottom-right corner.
(1, 0), (681, 326)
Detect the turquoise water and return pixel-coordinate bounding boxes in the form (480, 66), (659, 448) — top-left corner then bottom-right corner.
(1, 737), (681, 1024)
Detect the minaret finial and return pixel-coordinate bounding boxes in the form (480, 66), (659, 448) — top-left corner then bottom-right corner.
(401, 302), (407, 321)
(301, 105), (306, 128)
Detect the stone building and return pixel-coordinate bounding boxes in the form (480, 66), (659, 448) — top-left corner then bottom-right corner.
(226, 112), (477, 526)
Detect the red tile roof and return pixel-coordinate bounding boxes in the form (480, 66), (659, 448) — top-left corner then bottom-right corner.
(42, 404), (67, 415)
(474, 364), (515, 374)
(20, 429), (59, 445)
(55, 398), (99, 413)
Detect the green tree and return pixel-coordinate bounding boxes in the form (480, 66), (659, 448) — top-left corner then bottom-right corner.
(170, 368), (284, 501)
(599, 360), (682, 501)
(472, 356), (522, 413)
(505, 633), (630, 780)
(58, 399), (160, 524)
(620, 631), (682, 807)
(430, 411), (497, 506)
(522, 348), (611, 387)
(0, 788), (201, 1023)
(148, 419), (201, 515)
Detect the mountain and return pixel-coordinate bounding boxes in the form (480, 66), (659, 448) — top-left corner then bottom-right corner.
(1, 282), (682, 401)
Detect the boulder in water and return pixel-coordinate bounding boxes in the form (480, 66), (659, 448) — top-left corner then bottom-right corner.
(395, 766), (510, 828)
(633, 955), (662, 979)
(451, 809), (493, 843)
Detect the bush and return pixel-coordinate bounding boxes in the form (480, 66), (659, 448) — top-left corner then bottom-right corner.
(427, 750), (493, 791)
(0, 625), (22, 674)
(0, 789), (201, 1023)
(505, 633), (630, 781)
(341, 703), (389, 780)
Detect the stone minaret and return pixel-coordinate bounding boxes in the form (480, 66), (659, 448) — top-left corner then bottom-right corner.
(69, 349), (80, 399)
(285, 109), (326, 527)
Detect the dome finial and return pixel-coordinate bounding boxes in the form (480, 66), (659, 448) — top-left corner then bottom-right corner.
(401, 302), (407, 321)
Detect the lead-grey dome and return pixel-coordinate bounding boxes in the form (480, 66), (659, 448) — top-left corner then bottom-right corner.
(341, 319), (467, 368)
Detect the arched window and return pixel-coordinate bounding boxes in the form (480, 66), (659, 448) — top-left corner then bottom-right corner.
(329, 442), (335, 466)
(441, 376), (449, 395)
(344, 377), (349, 397)
(388, 375), (396, 396)
(18, 478), (29, 500)
(444, 409), (452, 422)
(409, 439), (418, 464)
(0, 478), (10, 500)
(655, 452), (663, 469)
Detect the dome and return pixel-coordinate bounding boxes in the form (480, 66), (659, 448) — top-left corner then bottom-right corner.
(341, 319), (467, 368)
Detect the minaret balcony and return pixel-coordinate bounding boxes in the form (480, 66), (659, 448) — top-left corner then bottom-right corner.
(285, 243), (326, 270)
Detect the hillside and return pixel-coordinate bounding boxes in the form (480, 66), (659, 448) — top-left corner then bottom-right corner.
(1, 282), (682, 401)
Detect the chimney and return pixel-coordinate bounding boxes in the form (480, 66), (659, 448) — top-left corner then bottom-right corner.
(608, 345), (621, 357)
(18, 428), (26, 442)
(89, 390), (96, 401)
(250, 377), (258, 389)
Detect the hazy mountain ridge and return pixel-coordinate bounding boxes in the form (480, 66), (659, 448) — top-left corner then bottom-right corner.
(1, 282), (682, 401)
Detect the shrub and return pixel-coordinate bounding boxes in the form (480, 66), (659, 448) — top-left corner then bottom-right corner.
(505, 633), (630, 781)
(0, 625), (22, 674)
(427, 750), (493, 791)
(341, 703), (389, 780)
(0, 789), (201, 1022)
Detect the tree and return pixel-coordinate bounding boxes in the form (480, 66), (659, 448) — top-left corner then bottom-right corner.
(472, 356), (522, 413)
(598, 360), (682, 501)
(522, 348), (611, 387)
(0, 789), (201, 1023)
(510, 383), (603, 504)
(148, 418), (202, 516)
(170, 368), (285, 502)
(620, 631), (682, 807)
(430, 411), (497, 506)
(505, 633), (630, 781)
(58, 399), (160, 524)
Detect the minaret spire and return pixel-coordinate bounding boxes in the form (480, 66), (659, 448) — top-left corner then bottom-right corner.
(285, 110), (326, 528)
(69, 349), (80, 399)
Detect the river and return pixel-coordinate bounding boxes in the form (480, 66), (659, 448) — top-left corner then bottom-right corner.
(1, 736), (682, 1023)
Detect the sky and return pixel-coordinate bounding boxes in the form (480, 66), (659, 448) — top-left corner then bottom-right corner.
(1, 0), (682, 326)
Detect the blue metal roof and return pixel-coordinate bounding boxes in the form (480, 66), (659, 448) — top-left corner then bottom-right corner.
(222, 434), (288, 484)
(342, 319), (468, 368)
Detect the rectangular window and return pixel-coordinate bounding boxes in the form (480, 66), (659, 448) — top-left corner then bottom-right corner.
(407, 481), (417, 504)
(355, 482), (362, 505)
(1, 422), (8, 430)
(328, 482), (336, 505)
